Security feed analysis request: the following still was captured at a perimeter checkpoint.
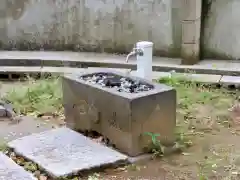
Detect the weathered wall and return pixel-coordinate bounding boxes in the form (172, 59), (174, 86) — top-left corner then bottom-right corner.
(203, 0), (240, 59)
(1, 0), (240, 60)
(0, 0), (183, 57)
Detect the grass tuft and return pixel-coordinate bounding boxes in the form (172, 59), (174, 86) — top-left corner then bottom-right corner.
(3, 77), (62, 117)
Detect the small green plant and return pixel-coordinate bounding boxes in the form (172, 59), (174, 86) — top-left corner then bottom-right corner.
(143, 132), (164, 157)
(88, 173), (100, 180)
(125, 164), (141, 171)
(196, 156), (220, 180)
(158, 72), (195, 87)
(144, 130), (190, 158)
(197, 163), (210, 180)
(3, 76), (63, 117)
(0, 140), (7, 152)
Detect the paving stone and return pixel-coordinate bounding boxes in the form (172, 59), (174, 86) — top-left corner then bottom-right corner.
(8, 127), (128, 178)
(0, 105), (6, 117)
(0, 51), (239, 76)
(131, 71), (222, 84)
(177, 73), (222, 83)
(220, 76), (240, 88)
(0, 152), (36, 180)
(152, 71), (172, 80)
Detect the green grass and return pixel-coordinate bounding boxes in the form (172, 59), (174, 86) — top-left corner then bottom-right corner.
(162, 74), (235, 131)
(3, 74), (235, 128)
(144, 74), (236, 158)
(159, 74), (234, 117)
(3, 74), (235, 130)
(158, 74), (237, 180)
(0, 139), (7, 152)
(3, 77), (62, 117)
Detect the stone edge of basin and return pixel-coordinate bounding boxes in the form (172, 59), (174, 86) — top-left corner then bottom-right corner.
(63, 68), (175, 100)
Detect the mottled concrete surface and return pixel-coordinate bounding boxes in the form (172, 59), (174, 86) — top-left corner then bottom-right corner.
(0, 0), (239, 59)
(63, 71), (176, 156)
(8, 127), (128, 178)
(203, 0), (240, 59)
(0, 106), (6, 117)
(0, 152), (36, 180)
(0, 0), (181, 57)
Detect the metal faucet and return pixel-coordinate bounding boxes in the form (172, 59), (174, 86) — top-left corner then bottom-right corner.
(126, 47), (144, 63)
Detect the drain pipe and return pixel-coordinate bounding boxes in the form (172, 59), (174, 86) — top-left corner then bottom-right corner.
(126, 41), (153, 80)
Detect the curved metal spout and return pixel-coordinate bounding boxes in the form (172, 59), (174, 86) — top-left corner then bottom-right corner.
(126, 51), (136, 63)
(126, 48), (144, 63)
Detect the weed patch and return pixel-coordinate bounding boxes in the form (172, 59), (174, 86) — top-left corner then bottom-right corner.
(3, 77), (62, 117)
(0, 139), (7, 152)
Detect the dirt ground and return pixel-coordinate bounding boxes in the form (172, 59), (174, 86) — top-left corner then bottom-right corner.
(1, 79), (240, 180)
(87, 82), (240, 180)
(98, 131), (240, 180)
(96, 113), (240, 179)
(0, 81), (59, 142)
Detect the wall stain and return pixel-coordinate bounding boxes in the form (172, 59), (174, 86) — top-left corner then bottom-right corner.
(7, 0), (30, 20)
(2, 0), (181, 58)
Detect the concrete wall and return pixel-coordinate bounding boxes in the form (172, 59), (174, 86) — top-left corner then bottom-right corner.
(203, 0), (240, 60)
(1, 0), (239, 60)
(0, 0), (183, 57)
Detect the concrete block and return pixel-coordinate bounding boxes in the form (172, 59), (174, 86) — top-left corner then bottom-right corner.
(0, 152), (36, 180)
(62, 70), (176, 156)
(8, 127), (128, 178)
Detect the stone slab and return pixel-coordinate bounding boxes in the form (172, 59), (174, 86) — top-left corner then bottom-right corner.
(152, 72), (221, 84)
(177, 73), (222, 83)
(0, 105), (6, 117)
(0, 66), (85, 74)
(131, 71), (221, 84)
(220, 76), (240, 87)
(0, 51), (239, 76)
(8, 127), (128, 178)
(0, 152), (36, 180)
